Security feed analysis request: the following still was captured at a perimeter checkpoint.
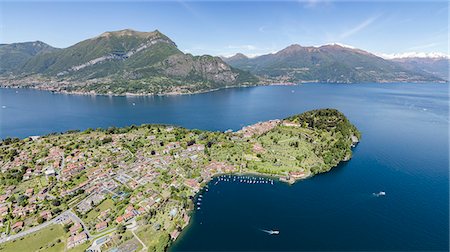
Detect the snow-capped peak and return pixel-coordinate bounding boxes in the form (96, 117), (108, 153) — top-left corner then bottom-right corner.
(379, 52), (450, 59)
(324, 43), (357, 49)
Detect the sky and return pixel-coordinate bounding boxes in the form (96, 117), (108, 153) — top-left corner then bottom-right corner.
(0, 1), (448, 57)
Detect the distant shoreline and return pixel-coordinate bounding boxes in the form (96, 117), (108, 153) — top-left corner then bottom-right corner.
(0, 83), (264, 97)
(0, 81), (447, 98)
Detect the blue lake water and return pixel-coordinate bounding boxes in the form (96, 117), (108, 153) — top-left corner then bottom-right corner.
(0, 83), (448, 250)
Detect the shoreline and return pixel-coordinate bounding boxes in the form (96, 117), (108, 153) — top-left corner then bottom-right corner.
(1, 80), (447, 98)
(0, 83), (267, 98)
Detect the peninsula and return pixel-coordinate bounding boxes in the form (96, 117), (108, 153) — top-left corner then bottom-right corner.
(0, 109), (360, 251)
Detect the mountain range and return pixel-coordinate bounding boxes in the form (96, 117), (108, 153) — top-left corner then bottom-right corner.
(0, 29), (447, 95)
(391, 57), (449, 81)
(222, 44), (448, 84)
(0, 29), (257, 95)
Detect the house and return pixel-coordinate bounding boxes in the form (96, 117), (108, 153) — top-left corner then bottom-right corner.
(0, 195), (8, 203)
(183, 213), (190, 225)
(169, 208), (177, 218)
(0, 206), (8, 217)
(123, 211), (134, 221)
(163, 142), (180, 154)
(125, 205), (134, 213)
(289, 171), (307, 179)
(12, 207), (28, 217)
(44, 167), (56, 177)
(25, 188), (34, 197)
(40, 210), (52, 220)
(69, 222), (82, 235)
(115, 216), (124, 224)
(170, 229), (180, 240)
(95, 221), (108, 232)
(37, 192), (47, 201)
(184, 179), (200, 191)
(11, 221), (24, 232)
(25, 204), (37, 213)
(186, 144), (205, 152)
(67, 232), (88, 248)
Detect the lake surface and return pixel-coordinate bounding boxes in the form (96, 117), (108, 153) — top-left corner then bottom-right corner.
(1, 84), (449, 250)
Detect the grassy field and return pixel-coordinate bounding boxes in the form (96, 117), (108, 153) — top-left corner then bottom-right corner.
(39, 176), (49, 187)
(67, 242), (90, 252)
(84, 198), (115, 224)
(0, 225), (66, 252)
(136, 226), (170, 252)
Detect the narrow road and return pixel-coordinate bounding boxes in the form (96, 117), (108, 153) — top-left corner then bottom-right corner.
(0, 208), (91, 244)
(66, 209), (91, 238)
(0, 210), (71, 244)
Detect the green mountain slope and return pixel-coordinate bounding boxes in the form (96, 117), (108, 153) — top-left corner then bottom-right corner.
(1, 29), (258, 95)
(224, 44), (444, 83)
(0, 41), (59, 74)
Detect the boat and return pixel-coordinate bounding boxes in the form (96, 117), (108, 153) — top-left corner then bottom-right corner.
(261, 229), (280, 235)
(373, 191), (386, 197)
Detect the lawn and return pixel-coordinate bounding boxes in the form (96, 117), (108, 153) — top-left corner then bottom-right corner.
(67, 241), (90, 252)
(0, 224), (66, 252)
(85, 198), (115, 223)
(39, 176), (49, 187)
(136, 225), (169, 250)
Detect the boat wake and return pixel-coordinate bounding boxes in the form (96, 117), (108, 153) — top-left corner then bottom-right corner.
(260, 229), (280, 235)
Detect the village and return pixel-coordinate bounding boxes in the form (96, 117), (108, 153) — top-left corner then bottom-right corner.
(0, 109), (359, 251)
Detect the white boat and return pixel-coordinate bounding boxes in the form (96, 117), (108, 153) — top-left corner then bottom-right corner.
(261, 229), (280, 235)
(373, 191), (386, 197)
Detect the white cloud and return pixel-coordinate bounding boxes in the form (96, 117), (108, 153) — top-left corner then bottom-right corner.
(339, 15), (380, 39)
(226, 45), (258, 50)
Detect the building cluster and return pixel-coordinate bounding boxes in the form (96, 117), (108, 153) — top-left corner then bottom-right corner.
(238, 119), (281, 138)
(64, 219), (88, 249)
(0, 125), (261, 249)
